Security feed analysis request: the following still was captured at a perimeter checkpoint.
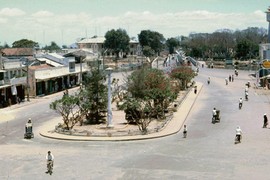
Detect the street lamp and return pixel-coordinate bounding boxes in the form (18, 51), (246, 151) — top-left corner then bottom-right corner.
(26, 58), (30, 101)
(106, 67), (113, 128)
(102, 49), (108, 70)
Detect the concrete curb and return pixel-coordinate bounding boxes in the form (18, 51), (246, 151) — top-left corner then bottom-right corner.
(39, 82), (203, 141)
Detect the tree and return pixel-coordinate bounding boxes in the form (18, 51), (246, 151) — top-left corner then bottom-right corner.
(138, 30), (165, 66)
(79, 69), (108, 124)
(104, 28), (130, 59)
(138, 30), (165, 55)
(166, 38), (180, 54)
(170, 66), (196, 90)
(120, 97), (157, 134)
(121, 67), (175, 127)
(43, 41), (61, 52)
(12, 39), (39, 48)
(50, 94), (83, 130)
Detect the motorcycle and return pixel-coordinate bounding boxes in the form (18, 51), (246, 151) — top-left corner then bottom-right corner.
(245, 94), (248, 101)
(24, 126), (34, 139)
(46, 160), (53, 175)
(239, 102), (242, 109)
(235, 134), (242, 144)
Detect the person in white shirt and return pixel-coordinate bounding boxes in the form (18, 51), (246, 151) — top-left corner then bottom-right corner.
(212, 108), (217, 122)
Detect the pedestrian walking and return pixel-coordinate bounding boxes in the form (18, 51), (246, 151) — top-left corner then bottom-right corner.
(194, 86), (197, 94)
(183, 125), (187, 138)
(229, 75), (231, 82)
(232, 75), (234, 82)
(225, 78), (228, 85)
(263, 113), (268, 128)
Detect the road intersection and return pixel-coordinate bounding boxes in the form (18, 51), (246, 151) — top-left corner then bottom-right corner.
(0, 66), (270, 179)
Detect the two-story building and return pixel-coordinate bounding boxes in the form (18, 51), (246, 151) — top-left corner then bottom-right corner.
(76, 36), (141, 57)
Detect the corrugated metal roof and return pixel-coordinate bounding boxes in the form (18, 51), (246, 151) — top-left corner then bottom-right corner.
(37, 58), (64, 67)
(77, 36), (138, 44)
(77, 37), (106, 44)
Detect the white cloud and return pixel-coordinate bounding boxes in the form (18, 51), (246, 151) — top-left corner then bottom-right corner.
(0, 8), (25, 17)
(32, 10), (54, 18)
(0, 9), (268, 46)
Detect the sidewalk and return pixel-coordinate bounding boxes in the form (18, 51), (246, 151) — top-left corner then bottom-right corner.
(39, 82), (203, 141)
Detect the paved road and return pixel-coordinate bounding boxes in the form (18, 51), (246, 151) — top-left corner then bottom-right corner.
(0, 66), (270, 179)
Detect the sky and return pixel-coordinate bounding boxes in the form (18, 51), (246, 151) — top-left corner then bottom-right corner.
(0, 0), (269, 47)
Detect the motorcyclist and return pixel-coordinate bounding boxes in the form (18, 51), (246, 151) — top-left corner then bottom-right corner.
(25, 118), (32, 133)
(46, 151), (54, 173)
(245, 91), (248, 100)
(183, 125), (187, 138)
(239, 98), (243, 109)
(245, 86), (248, 93)
(235, 69), (238, 76)
(235, 126), (242, 143)
(263, 113), (268, 128)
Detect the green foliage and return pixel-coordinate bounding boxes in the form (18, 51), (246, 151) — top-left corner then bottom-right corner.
(12, 39), (39, 48)
(121, 67), (175, 130)
(127, 68), (174, 107)
(182, 27), (266, 60)
(142, 46), (155, 58)
(43, 41), (61, 52)
(170, 66), (196, 90)
(119, 97), (156, 133)
(138, 30), (165, 56)
(79, 69), (108, 124)
(50, 94), (82, 130)
(104, 28), (130, 58)
(166, 38), (180, 54)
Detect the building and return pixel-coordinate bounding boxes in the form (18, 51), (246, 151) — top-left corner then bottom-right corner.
(257, 7), (270, 88)
(76, 36), (141, 57)
(0, 48), (89, 108)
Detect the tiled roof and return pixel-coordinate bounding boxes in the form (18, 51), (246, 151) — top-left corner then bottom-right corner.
(2, 48), (34, 56)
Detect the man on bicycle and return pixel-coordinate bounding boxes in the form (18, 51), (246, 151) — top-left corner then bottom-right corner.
(46, 151), (54, 173)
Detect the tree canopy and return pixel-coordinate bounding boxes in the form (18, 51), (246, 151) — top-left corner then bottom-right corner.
(166, 37), (180, 54)
(43, 41), (61, 52)
(138, 30), (165, 57)
(104, 28), (130, 58)
(170, 66), (196, 90)
(12, 39), (39, 48)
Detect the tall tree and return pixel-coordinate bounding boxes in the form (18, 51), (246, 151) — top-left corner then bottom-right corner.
(166, 37), (180, 54)
(104, 28), (130, 59)
(138, 30), (165, 56)
(79, 69), (108, 124)
(12, 39), (39, 48)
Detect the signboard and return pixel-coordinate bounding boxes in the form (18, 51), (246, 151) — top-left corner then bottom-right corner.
(262, 60), (270, 69)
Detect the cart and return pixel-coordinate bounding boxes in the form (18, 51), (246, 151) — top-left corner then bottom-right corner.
(24, 126), (34, 139)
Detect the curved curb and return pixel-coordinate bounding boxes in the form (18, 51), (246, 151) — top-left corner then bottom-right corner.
(39, 82), (203, 141)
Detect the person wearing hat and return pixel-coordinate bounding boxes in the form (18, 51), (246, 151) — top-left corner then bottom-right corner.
(263, 113), (268, 128)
